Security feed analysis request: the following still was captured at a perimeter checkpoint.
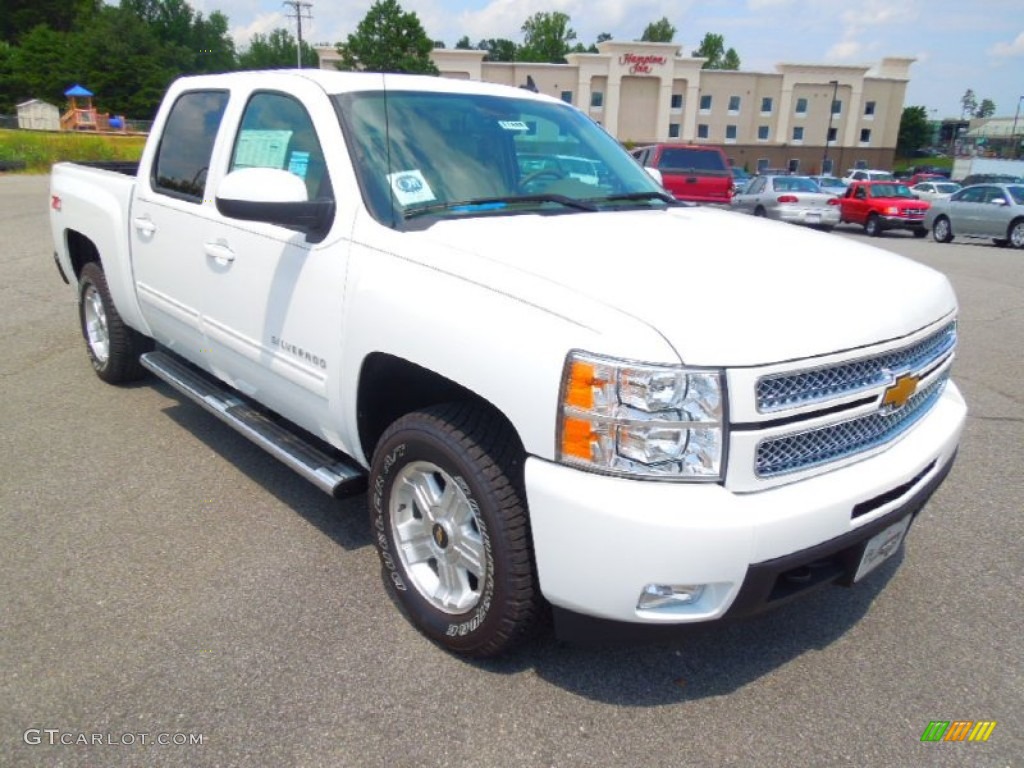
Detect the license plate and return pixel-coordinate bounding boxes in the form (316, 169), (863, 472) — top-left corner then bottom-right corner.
(854, 515), (912, 582)
(806, 212), (821, 223)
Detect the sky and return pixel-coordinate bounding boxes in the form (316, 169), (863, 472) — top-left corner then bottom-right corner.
(192, 0), (1024, 119)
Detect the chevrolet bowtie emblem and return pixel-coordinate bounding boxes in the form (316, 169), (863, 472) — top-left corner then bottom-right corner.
(882, 373), (919, 410)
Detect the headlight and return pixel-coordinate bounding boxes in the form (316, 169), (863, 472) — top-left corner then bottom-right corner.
(557, 351), (726, 481)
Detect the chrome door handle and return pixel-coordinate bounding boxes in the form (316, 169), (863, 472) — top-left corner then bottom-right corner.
(203, 242), (235, 264)
(133, 217), (156, 235)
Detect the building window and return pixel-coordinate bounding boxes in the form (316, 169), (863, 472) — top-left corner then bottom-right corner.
(725, 124), (737, 143)
(860, 128), (871, 144)
(699, 94), (712, 112)
(795, 97), (808, 115)
(827, 127), (838, 143)
(697, 123), (709, 139)
(590, 91), (603, 108)
(757, 125), (769, 141)
(671, 93), (683, 110)
(560, 90), (573, 104)
(792, 126), (804, 142)
(854, 160), (868, 169)
(760, 97), (773, 114)
(788, 159), (800, 173)
(667, 123), (679, 138)
(831, 99), (842, 115)
(728, 95), (741, 113)
(822, 158), (834, 175)
(864, 100), (876, 117)
(756, 157), (770, 172)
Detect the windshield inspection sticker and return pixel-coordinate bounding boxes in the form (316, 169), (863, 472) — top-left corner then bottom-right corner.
(498, 120), (529, 132)
(387, 170), (436, 205)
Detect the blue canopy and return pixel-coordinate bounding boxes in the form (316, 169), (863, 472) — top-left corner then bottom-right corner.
(64, 84), (94, 97)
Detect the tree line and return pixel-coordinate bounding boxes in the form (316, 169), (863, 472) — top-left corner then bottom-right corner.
(0, 0), (740, 119)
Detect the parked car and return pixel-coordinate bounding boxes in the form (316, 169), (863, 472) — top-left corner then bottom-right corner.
(839, 181), (930, 237)
(910, 181), (961, 201)
(842, 168), (895, 183)
(731, 174), (840, 229)
(907, 172), (947, 186)
(631, 144), (733, 204)
(925, 183), (1024, 248)
(958, 173), (1024, 187)
(729, 166), (752, 193)
(518, 153), (602, 185)
(810, 175), (848, 194)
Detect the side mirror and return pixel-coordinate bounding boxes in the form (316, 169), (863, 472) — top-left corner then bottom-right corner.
(215, 168), (334, 238)
(644, 166), (664, 187)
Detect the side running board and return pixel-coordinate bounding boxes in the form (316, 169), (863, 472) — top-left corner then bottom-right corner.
(140, 350), (367, 498)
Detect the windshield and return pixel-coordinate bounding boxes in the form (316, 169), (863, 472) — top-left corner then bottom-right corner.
(333, 90), (669, 227)
(935, 183), (960, 194)
(869, 183), (915, 199)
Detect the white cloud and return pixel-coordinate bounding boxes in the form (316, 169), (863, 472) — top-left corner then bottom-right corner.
(231, 11), (287, 47)
(989, 31), (1024, 57)
(826, 39), (862, 60)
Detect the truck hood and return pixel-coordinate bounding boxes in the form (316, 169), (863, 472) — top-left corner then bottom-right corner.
(413, 206), (956, 366)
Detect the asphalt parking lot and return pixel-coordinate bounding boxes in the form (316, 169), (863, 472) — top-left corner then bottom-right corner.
(2, 173), (1021, 767)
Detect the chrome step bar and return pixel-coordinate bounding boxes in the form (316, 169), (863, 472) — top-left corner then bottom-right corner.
(140, 350), (366, 498)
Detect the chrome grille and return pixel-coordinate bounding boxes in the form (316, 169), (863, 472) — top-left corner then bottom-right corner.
(755, 374), (948, 477)
(756, 321), (956, 412)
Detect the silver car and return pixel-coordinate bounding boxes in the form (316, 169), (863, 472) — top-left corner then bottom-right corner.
(910, 181), (961, 201)
(731, 175), (841, 229)
(924, 184), (1024, 248)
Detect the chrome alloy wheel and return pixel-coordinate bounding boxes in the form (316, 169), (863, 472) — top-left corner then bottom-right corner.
(82, 284), (110, 364)
(1011, 221), (1024, 249)
(390, 461), (486, 614)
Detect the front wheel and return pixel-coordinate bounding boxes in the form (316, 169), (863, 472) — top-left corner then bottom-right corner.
(865, 214), (883, 237)
(78, 262), (152, 383)
(1009, 219), (1024, 249)
(933, 216), (954, 243)
(369, 403), (540, 657)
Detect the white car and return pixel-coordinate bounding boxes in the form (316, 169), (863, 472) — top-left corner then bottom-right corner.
(843, 168), (895, 183)
(910, 181), (961, 201)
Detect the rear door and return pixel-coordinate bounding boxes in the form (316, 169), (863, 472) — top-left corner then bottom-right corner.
(947, 186), (986, 234)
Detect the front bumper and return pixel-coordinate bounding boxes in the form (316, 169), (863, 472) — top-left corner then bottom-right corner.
(525, 381), (965, 629)
(879, 215), (926, 231)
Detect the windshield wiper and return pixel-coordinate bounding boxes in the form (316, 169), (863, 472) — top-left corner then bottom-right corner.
(404, 194), (598, 219)
(593, 191), (682, 205)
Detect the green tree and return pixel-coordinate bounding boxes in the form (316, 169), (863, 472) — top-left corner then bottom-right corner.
(959, 88), (977, 120)
(238, 28), (316, 69)
(897, 105), (930, 156)
(454, 35), (472, 49)
(1, 0), (100, 42)
(975, 98), (996, 118)
(640, 17), (674, 43)
(518, 11), (575, 64)
(477, 38), (516, 62)
(694, 32), (740, 70)
(2, 24), (77, 108)
(336, 0), (438, 74)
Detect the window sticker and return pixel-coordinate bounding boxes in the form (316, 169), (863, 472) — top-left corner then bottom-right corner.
(287, 151), (310, 179)
(387, 170), (436, 205)
(234, 129), (293, 169)
(498, 120), (530, 132)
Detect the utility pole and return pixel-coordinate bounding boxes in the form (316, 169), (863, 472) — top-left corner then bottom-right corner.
(822, 80), (839, 175)
(283, 0), (313, 69)
(1012, 96), (1023, 159)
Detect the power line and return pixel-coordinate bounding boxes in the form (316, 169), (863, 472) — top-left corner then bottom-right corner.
(282, 1), (313, 69)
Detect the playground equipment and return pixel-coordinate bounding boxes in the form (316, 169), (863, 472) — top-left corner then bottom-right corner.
(60, 84), (126, 132)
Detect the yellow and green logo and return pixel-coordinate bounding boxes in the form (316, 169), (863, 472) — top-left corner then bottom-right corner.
(921, 720), (997, 742)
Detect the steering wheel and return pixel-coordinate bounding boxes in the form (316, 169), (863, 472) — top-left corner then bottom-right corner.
(519, 168), (566, 190)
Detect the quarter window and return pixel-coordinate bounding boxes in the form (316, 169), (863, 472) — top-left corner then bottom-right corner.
(230, 91), (330, 201)
(152, 90), (229, 201)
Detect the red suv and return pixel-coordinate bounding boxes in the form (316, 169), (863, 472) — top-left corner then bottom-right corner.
(631, 144), (733, 204)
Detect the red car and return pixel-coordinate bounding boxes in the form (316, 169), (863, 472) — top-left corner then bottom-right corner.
(630, 144), (733, 204)
(839, 181), (930, 237)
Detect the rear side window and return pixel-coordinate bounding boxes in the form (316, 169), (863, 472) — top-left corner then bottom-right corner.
(656, 148), (727, 172)
(152, 90), (229, 202)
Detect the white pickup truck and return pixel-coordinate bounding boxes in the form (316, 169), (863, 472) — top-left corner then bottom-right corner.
(50, 70), (966, 657)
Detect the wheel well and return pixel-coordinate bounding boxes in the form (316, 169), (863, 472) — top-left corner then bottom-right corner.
(65, 230), (100, 280)
(1009, 216), (1024, 234)
(356, 353), (522, 464)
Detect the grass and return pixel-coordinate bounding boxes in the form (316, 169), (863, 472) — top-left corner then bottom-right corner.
(0, 129), (146, 173)
(893, 156), (953, 173)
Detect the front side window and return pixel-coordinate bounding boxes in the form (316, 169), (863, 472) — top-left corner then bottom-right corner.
(334, 90), (669, 228)
(152, 90), (229, 201)
(230, 91), (330, 201)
